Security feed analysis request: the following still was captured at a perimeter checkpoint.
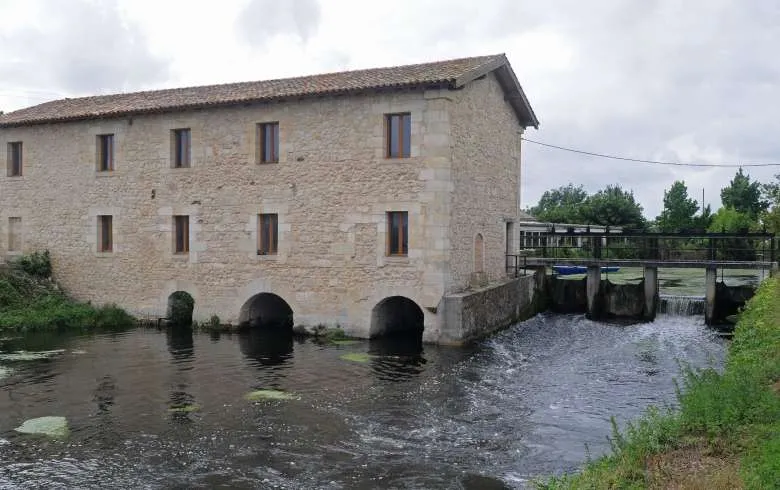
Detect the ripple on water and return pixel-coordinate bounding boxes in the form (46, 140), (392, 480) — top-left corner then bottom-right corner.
(0, 315), (726, 488)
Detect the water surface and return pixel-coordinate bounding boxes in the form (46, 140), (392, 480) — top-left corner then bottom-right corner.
(0, 314), (726, 489)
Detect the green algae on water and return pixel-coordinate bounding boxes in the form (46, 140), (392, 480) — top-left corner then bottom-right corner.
(14, 416), (69, 438)
(244, 389), (299, 402)
(339, 352), (373, 363)
(331, 339), (360, 346)
(168, 404), (201, 413)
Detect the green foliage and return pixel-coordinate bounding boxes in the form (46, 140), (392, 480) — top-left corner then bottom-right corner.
(167, 291), (195, 326)
(721, 168), (768, 219)
(761, 174), (780, 234)
(707, 206), (759, 233)
(529, 183), (588, 223)
(15, 250), (52, 279)
(0, 254), (135, 333)
(530, 183), (647, 230)
(537, 277), (780, 489)
(580, 185), (647, 231)
(656, 181), (700, 232)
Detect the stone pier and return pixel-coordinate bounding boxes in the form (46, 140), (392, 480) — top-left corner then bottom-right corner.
(586, 265), (601, 320)
(705, 266), (717, 325)
(643, 266), (658, 321)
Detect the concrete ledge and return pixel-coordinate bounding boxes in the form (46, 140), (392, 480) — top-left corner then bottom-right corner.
(439, 275), (537, 344)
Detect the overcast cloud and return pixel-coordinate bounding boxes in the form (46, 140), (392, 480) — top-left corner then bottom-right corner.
(1, 0), (778, 217)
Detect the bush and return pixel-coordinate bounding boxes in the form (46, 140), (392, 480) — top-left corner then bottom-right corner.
(15, 250), (52, 279)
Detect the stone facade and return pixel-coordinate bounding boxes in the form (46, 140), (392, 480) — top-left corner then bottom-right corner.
(0, 71), (532, 343)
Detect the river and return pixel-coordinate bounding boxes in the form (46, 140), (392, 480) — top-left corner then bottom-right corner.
(0, 313), (726, 489)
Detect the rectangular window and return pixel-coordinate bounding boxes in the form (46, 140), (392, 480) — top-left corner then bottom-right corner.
(7, 142), (22, 176)
(8, 217), (21, 252)
(257, 213), (278, 255)
(97, 134), (114, 171)
(173, 215), (189, 254)
(98, 215), (113, 252)
(385, 113), (411, 158)
(258, 122), (279, 163)
(172, 129), (191, 168)
(387, 211), (408, 256)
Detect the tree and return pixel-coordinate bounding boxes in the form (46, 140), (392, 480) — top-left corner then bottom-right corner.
(721, 168), (768, 219)
(656, 181), (699, 232)
(529, 183), (588, 223)
(692, 204), (714, 232)
(707, 207), (757, 234)
(581, 184), (647, 231)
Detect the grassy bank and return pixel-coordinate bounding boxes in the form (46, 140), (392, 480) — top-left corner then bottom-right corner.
(0, 251), (135, 332)
(539, 275), (780, 489)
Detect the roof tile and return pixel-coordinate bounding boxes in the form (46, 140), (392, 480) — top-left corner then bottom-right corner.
(0, 54), (504, 127)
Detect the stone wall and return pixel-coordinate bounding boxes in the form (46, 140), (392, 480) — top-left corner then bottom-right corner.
(449, 73), (522, 291)
(0, 79), (523, 343)
(439, 275), (537, 344)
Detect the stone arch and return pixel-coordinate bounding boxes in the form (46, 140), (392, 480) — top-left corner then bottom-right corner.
(370, 296), (424, 339)
(167, 291), (195, 326)
(238, 293), (294, 331)
(474, 233), (485, 273)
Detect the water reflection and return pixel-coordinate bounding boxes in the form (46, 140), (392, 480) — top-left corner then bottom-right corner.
(238, 328), (294, 367)
(368, 335), (427, 381)
(165, 326), (194, 361)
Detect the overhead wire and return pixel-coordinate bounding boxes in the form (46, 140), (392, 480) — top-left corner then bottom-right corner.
(521, 137), (780, 168)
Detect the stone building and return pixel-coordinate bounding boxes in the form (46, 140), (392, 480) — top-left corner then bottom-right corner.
(0, 54), (538, 343)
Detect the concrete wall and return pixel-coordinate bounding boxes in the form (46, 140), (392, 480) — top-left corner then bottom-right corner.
(439, 275), (536, 344)
(449, 73), (523, 291)
(0, 78), (524, 343)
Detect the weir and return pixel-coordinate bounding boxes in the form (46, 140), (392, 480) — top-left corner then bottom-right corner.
(510, 231), (779, 325)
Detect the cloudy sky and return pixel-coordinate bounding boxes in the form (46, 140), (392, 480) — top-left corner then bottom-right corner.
(1, 0), (779, 218)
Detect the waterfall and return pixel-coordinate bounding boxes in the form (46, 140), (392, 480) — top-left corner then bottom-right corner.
(658, 295), (706, 316)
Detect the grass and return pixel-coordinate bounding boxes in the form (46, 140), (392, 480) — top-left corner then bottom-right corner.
(537, 275), (780, 489)
(0, 252), (136, 333)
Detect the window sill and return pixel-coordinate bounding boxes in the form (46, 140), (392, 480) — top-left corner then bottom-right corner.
(257, 161), (280, 166)
(384, 255), (410, 264)
(5, 175), (24, 180)
(95, 171), (117, 177)
(5, 251), (23, 257)
(171, 253), (190, 260)
(256, 252), (278, 260)
(171, 165), (192, 170)
(95, 251), (114, 258)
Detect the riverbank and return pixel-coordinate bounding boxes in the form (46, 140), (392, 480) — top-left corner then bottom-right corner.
(0, 252), (135, 332)
(539, 276), (780, 489)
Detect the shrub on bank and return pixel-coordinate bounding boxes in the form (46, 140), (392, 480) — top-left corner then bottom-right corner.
(538, 276), (780, 489)
(0, 251), (135, 332)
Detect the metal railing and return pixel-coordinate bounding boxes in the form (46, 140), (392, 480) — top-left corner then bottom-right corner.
(506, 231), (777, 276)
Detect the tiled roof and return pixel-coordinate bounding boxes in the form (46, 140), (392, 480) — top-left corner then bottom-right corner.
(0, 54), (537, 128)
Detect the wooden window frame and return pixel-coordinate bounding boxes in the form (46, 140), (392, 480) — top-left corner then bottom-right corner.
(98, 215), (113, 252)
(7, 142), (22, 177)
(97, 134), (114, 172)
(173, 215), (190, 254)
(172, 128), (191, 168)
(257, 213), (278, 255)
(7, 217), (22, 252)
(385, 113), (411, 159)
(257, 122), (279, 164)
(386, 211), (408, 256)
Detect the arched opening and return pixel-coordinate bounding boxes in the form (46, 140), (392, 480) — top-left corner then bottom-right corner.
(474, 233), (485, 273)
(167, 291), (195, 326)
(370, 296), (424, 341)
(238, 293), (294, 331)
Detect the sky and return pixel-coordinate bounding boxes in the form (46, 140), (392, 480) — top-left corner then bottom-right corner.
(1, 0), (779, 218)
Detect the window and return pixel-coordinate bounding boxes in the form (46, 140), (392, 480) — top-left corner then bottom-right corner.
(385, 113), (411, 158)
(173, 215), (189, 254)
(98, 215), (113, 252)
(8, 217), (21, 252)
(387, 211), (408, 256)
(7, 142), (22, 176)
(97, 134), (114, 171)
(172, 129), (191, 168)
(257, 122), (279, 163)
(257, 213), (278, 255)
